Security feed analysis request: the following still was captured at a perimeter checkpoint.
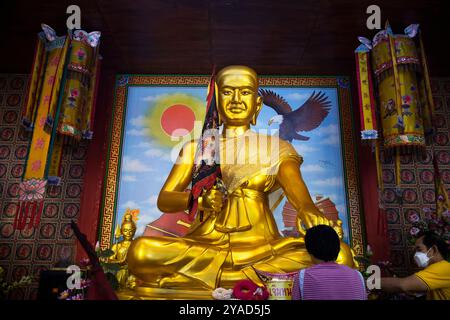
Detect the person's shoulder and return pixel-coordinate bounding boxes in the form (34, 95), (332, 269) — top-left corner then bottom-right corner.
(331, 263), (363, 277)
(414, 260), (450, 282)
(308, 262), (343, 271)
(332, 262), (356, 271)
(426, 260), (450, 274)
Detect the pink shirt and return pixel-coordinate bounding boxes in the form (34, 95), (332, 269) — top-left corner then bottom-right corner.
(292, 262), (367, 300)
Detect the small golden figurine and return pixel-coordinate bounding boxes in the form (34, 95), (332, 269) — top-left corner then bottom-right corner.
(107, 211), (137, 288)
(333, 219), (359, 268)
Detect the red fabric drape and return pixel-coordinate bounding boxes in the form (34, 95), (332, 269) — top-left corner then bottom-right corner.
(357, 144), (390, 261)
(351, 73), (390, 262)
(85, 266), (118, 300)
(75, 68), (115, 262)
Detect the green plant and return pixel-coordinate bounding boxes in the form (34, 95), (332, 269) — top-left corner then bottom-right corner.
(94, 248), (120, 290)
(0, 267), (32, 300)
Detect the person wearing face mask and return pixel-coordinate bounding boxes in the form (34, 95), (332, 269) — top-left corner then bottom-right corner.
(380, 231), (450, 300)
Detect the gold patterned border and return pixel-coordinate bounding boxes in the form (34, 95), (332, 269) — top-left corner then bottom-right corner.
(337, 81), (365, 255)
(100, 75), (365, 254)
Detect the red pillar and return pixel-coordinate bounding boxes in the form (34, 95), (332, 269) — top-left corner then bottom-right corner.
(75, 68), (115, 261)
(351, 73), (390, 263)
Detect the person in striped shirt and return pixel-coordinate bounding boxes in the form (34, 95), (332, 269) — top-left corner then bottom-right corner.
(292, 225), (367, 300)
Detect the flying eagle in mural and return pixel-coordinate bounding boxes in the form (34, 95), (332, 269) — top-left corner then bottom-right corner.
(259, 89), (332, 142)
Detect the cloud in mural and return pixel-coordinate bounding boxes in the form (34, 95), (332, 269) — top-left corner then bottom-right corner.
(130, 115), (145, 127)
(120, 200), (139, 209)
(326, 193), (341, 203)
(122, 156), (154, 172)
(133, 141), (153, 148)
(156, 175), (168, 182)
(321, 134), (340, 146)
(141, 194), (158, 206)
(141, 94), (165, 102)
(285, 92), (312, 102)
(312, 177), (343, 187)
(314, 124), (339, 136)
(301, 164), (325, 173)
(296, 144), (318, 154)
(127, 128), (150, 137)
(310, 124), (341, 146)
(122, 175), (137, 182)
(144, 147), (171, 160)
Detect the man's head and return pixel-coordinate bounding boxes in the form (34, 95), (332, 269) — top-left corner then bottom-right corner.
(414, 231), (448, 267)
(305, 224), (341, 263)
(216, 65), (262, 126)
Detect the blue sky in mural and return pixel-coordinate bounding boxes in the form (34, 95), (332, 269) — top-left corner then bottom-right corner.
(115, 85), (350, 243)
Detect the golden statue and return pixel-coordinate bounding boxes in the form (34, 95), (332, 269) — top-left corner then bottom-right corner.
(332, 219), (359, 268)
(125, 65), (356, 298)
(107, 212), (137, 288)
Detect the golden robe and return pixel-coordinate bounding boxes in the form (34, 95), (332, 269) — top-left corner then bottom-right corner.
(128, 132), (327, 289)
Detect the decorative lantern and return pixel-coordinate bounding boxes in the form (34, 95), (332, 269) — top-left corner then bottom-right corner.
(15, 24), (101, 230)
(355, 22), (435, 231)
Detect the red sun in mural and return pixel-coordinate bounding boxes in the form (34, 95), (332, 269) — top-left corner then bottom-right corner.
(160, 104), (196, 137)
(145, 93), (205, 147)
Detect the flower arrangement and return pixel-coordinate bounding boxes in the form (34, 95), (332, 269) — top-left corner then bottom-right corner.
(212, 280), (269, 300)
(58, 279), (91, 300)
(408, 208), (450, 249)
(232, 280), (269, 300)
(57, 245), (121, 301)
(212, 287), (234, 300)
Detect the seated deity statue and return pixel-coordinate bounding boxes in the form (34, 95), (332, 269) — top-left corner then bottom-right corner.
(126, 65), (357, 295)
(106, 212), (136, 288)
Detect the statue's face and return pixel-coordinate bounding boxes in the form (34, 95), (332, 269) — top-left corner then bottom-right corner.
(122, 224), (136, 240)
(217, 68), (262, 126)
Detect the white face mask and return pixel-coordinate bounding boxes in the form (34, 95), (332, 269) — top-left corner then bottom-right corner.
(414, 248), (433, 268)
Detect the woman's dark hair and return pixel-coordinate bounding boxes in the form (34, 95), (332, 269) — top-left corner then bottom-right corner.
(418, 231), (449, 259)
(305, 224), (340, 262)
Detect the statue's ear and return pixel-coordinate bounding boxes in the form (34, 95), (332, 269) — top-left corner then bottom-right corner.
(251, 96), (263, 126)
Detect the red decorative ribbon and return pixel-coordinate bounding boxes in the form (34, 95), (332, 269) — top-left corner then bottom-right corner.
(14, 200), (44, 230)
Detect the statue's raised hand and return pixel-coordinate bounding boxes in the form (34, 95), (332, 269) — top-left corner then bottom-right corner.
(296, 205), (332, 233)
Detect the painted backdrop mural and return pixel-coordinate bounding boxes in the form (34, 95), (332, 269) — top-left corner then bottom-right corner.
(114, 83), (351, 243)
